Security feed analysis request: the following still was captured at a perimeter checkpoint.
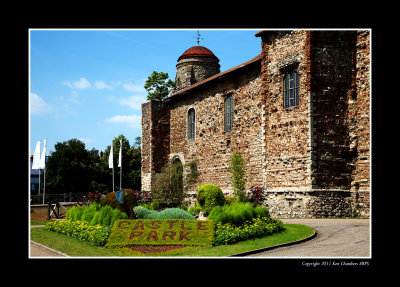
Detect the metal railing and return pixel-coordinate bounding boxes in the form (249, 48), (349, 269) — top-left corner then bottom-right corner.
(30, 192), (88, 205)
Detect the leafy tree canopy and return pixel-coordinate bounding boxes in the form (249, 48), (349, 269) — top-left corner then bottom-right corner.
(42, 135), (141, 195)
(144, 71), (175, 101)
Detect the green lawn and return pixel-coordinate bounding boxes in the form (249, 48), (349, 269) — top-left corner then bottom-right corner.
(30, 223), (315, 257)
(30, 226), (120, 257)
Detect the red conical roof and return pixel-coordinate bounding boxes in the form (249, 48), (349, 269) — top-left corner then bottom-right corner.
(178, 46), (219, 61)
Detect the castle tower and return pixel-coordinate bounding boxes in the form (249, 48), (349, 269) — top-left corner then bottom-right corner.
(174, 45), (220, 92)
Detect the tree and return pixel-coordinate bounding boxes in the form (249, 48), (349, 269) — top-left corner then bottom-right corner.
(151, 161), (185, 209)
(144, 71), (175, 101)
(43, 135), (142, 196)
(44, 139), (99, 194)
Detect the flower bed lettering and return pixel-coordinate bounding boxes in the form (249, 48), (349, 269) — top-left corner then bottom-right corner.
(106, 219), (214, 248)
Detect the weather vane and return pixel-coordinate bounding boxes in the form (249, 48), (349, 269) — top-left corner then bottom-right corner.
(194, 30), (203, 46)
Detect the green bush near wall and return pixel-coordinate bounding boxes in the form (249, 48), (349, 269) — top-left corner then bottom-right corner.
(196, 184), (226, 213)
(106, 219), (215, 248)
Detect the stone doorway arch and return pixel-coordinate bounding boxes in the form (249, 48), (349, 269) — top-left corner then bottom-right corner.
(170, 155), (184, 198)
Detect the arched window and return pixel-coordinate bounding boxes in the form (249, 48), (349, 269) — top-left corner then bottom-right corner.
(224, 94), (233, 131)
(283, 71), (299, 108)
(187, 108), (195, 140)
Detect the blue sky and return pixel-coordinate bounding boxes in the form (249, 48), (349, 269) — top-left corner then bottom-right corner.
(29, 29), (263, 155)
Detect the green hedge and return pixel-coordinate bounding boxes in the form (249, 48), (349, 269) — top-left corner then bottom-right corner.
(106, 219), (215, 248)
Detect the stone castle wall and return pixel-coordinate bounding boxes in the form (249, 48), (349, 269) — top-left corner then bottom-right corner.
(141, 30), (370, 218)
(141, 100), (170, 192)
(260, 30), (311, 191)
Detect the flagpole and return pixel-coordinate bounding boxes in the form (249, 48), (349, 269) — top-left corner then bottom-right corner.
(119, 139), (122, 190)
(43, 166), (46, 204)
(38, 169), (41, 195)
(42, 138), (47, 204)
(32, 140), (41, 197)
(109, 144), (114, 192)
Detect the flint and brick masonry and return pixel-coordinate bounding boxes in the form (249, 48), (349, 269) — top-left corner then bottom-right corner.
(141, 30), (370, 218)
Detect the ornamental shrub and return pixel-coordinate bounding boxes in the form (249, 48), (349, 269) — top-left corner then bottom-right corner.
(100, 189), (140, 218)
(45, 219), (111, 246)
(188, 205), (201, 216)
(133, 206), (195, 220)
(133, 206), (153, 218)
(151, 162), (186, 209)
(90, 212), (100, 225)
(207, 206), (228, 223)
(254, 205), (269, 218)
(246, 186), (264, 206)
(66, 203), (128, 228)
(97, 205), (129, 227)
(96, 205), (128, 227)
(122, 189), (139, 218)
(213, 217), (284, 246)
(230, 153), (246, 202)
(159, 208), (195, 219)
(101, 191), (120, 209)
(224, 196), (237, 206)
(208, 202), (269, 226)
(80, 203), (98, 223)
(196, 184), (226, 213)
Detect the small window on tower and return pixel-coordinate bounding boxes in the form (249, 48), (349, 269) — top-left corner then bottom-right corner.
(187, 108), (195, 140)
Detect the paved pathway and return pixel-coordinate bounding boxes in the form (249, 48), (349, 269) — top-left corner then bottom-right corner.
(30, 241), (68, 257)
(30, 225), (68, 258)
(245, 218), (370, 258)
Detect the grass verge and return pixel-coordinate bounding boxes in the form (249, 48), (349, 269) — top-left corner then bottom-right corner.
(30, 223), (314, 257)
(30, 227), (120, 257)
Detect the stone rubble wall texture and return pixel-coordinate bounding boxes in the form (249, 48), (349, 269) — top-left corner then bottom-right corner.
(169, 63), (263, 193)
(141, 30), (370, 218)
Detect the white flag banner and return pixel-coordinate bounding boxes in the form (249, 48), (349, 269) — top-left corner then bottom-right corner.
(38, 138), (47, 169)
(118, 140), (122, 168)
(109, 145), (114, 169)
(32, 140), (41, 169)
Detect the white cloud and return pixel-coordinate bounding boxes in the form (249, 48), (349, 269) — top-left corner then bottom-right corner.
(123, 80), (146, 93)
(94, 81), (112, 90)
(79, 138), (96, 145)
(62, 77), (91, 89)
(119, 95), (147, 110)
(105, 114), (141, 129)
(30, 93), (52, 115)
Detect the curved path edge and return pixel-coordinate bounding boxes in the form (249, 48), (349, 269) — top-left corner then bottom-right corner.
(30, 240), (70, 257)
(229, 229), (317, 257)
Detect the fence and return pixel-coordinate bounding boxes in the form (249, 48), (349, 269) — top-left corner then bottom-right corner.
(30, 192), (88, 205)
